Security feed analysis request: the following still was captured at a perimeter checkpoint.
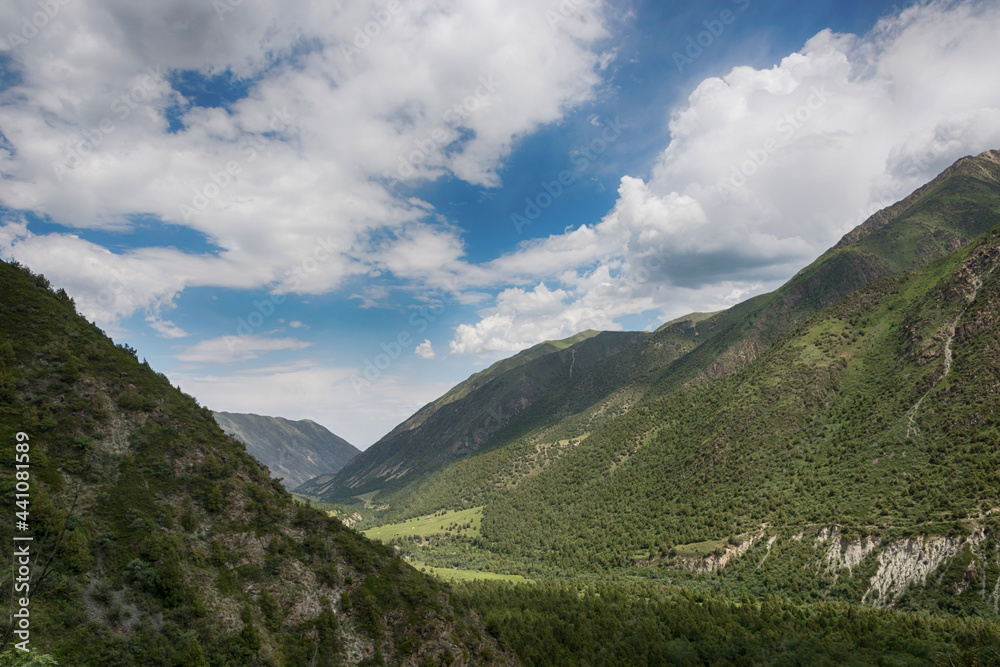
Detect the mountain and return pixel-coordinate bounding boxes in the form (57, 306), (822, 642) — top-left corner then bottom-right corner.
(481, 217), (1000, 589)
(213, 412), (360, 489)
(670, 147), (1000, 384)
(295, 149), (1000, 624)
(306, 149), (1000, 517)
(0, 260), (512, 665)
(378, 151), (1000, 626)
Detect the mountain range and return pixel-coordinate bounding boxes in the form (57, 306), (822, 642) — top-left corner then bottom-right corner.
(306, 149), (1000, 515)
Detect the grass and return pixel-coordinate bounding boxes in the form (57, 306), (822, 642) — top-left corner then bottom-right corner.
(672, 537), (731, 558)
(364, 506), (484, 541)
(410, 561), (530, 583)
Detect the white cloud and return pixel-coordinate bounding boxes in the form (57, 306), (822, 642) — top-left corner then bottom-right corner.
(414, 339), (436, 360)
(0, 0), (611, 330)
(449, 0), (1000, 355)
(450, 282), (620, 355)
(146, 316), (189, 339)
(176, 335), (312, 364)
(0, 219), (259, 322)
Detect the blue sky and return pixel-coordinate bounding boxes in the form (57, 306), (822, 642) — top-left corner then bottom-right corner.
(2, 0), (1000, 447)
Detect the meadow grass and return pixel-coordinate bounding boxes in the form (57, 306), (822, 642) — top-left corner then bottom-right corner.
(364, 506), (484, 541)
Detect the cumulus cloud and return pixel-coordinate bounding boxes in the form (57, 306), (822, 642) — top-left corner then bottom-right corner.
(0, 219), (262, 322)
(0, 0), (611, 328)
(450, 283), (619, 355)
(414, 339), (436, 360)
(449, 0), (1000, 355)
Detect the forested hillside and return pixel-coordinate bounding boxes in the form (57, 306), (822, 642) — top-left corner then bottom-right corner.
(0, 260), (512, 665)
(480, 220), (1000, 587)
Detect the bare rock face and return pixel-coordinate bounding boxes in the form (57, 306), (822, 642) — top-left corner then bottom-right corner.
(678, 532), (764, 573)
(862, 532), (985, 608)
(816, 527), (881, 575)
(674, 525), (1000, 618)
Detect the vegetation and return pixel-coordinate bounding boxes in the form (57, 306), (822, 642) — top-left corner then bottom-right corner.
(475, 228), (1000, 587)
(363, 507), (484, 542)
(410, 563), (529, 584)
(313, 149), (1000, 522)
(5, 150), (1000, 663)
(458, 580), (1000, 665)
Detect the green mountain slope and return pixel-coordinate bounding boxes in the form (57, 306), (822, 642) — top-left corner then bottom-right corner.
(213, 412), (360, 489)
(477, 218), (1000, 611)
(309, 150), (1000, 519)
(0, 261), (512, 665)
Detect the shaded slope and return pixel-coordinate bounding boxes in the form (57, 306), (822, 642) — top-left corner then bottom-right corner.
(0, 260), (512, 665)
(213, 412), (360, 489)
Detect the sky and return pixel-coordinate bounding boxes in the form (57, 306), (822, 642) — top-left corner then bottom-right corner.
(2, 0), (1000, 449)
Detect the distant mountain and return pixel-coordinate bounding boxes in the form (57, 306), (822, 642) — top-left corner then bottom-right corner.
(308, 149), (1000, 516)
(0, 259), (512, 665)
(213, 412), (359, 489)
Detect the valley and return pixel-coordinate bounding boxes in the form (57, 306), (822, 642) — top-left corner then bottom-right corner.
(289, 150), (1000, 663)
(3, 150), (1000, 665)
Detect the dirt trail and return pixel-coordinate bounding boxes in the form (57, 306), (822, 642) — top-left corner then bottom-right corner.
(907, 275), (984, 438)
